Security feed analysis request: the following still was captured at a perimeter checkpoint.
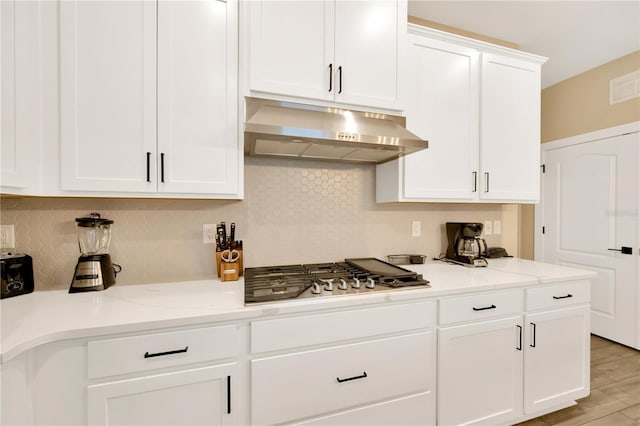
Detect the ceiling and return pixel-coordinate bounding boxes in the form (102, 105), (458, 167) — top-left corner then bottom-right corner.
(407, 1), (640, 88)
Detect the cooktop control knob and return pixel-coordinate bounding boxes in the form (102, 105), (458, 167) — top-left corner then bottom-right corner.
(338, 278), (348, 290)
(366, 277), (375, 289)
(321, 278), (334, 291)
(352, 277), (361, 289)
(311, 282), (322, 295)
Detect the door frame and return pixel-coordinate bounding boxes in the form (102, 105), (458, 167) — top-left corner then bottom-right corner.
(534, 121), (640, 261)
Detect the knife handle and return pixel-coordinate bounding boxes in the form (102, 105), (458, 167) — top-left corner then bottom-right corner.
(230, 223), (236, 245)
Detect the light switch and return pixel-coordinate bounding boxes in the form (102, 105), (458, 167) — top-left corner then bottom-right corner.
(412, 221), (421, 237)
(494, 220), (502, 235)
(484, 220), (492, 236)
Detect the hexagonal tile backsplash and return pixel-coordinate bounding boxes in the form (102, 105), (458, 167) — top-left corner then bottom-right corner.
(1, 158), (505, 290)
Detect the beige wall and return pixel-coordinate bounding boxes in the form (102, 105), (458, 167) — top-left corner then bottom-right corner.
(541, 51), (640, 143)
(1, 158), (507, 291)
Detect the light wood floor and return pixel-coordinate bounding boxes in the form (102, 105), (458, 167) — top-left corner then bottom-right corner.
(518, 335), (640, 426)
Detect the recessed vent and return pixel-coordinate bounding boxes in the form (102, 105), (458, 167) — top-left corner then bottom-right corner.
(609, 70), (640, 105)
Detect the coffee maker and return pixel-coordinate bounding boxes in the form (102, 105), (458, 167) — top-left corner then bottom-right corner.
(445, 222), (488, 267)
(69, 213), (120, 293)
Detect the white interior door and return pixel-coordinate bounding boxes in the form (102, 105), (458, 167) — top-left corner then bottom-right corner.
(541, 132), (639, 348)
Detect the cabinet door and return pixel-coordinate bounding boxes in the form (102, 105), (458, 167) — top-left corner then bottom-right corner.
(480, 53), (541, 201)
(1, 0), (39, 193)
(88, 363), (236, 426)
(157, 0), (239, 195)
(334, 0), (404, 110)
(524, 306), (590, 414)
(249, 0), (334, 102)
(401, 34), (479, 200)
(438, 316), (523, 426)
(59, 0), (157, 192)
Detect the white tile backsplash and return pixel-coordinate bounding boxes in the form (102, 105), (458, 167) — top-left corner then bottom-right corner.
(1, 157), (506, 290)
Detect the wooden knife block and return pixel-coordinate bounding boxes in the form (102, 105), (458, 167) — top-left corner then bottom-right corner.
(216, 249), (243, 281)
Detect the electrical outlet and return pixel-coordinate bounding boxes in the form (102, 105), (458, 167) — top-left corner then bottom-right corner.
(203, 224), (216, 244)
(493, 220), (502, 235)
(411, 221), (421, 237)
(483, 220), (492, 236)
(0, 224), (16, 249)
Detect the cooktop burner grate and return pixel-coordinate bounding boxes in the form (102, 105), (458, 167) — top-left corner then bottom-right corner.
(244, 258), (430, 304)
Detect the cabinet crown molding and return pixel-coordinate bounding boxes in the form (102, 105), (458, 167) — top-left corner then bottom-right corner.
(408, 23), (548, 65)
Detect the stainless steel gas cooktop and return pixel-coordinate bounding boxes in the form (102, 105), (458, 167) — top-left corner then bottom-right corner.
(244, 258), (430, 304)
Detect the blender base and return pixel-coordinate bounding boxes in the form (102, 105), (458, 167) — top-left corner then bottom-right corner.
(69, 254), (116, 293)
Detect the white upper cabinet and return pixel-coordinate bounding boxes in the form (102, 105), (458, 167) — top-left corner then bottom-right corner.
(376, 25), (546, 204)
(59, 0), (157, 193)
(480, 53), (541, 202)
(59, 0), (240, 198)
(378, 33), (480, 201)
(247, 0), (405, 111)
(157, 0), (239, 195)
(0, 1), (40, 195)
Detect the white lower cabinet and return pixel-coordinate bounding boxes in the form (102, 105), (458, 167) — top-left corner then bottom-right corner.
(438, 316), (524, 425)
(250, 300), (437, 426)
(252, 332), (434, 425)
(88, 363), (236, 426)
(0, 288), (590, 426)
(437, 282), (591, 425)
(86, 324), (239, 426)
(524, 306), (591, 414)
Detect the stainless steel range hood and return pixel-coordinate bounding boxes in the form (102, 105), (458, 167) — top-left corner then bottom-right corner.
(244, 97), (428, 163)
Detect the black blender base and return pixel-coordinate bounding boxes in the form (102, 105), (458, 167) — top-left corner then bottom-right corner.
(69, 255), (116, 293)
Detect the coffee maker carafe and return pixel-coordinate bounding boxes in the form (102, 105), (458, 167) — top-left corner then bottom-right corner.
(69, 213), (120, 292)
(446, 222), (488, 267)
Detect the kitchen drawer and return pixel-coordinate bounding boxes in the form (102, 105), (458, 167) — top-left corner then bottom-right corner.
(294, 392), (434, 426)
(251, 331), (434, 425)
(526, 280), (590, 311)
(439, 289), (523, 325)
(251, 300), (436, 353)
(88, 324), (237, 379)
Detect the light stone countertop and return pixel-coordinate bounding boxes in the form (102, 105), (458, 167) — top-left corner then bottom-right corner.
(0, 258), (596, 363)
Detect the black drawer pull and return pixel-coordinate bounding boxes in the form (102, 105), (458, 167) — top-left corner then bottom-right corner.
(472, 304), (496, 311)
(160, 153), (165, 183)
(146, 152), (151, 182)
(516, 325), (522, 351)
(144, 346), (188, 359)
(227, 375), (231, 414)
(530, 323), (537, 348)
(337, 371), (367, 383)
(553, 294), (573, 300)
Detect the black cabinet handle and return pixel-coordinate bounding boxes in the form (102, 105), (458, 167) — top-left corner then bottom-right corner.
(608, 247), (633, 255)
(516, 325), (522, 351)
(144, 346), (188, 358)
(472, 171), (478, 192)
(227, 375), (231, 414)
(484, 172), (490, 192)
(146, 152), (151, 182)
(338, 66), (342, 94)
(160, 153), (165, 183)
(472, 304), (496, 311)
(530, 323), (536, 348)
(337, 371), (367, 383)
(328, 64), (333, 92)
(553, 294), (573, 300)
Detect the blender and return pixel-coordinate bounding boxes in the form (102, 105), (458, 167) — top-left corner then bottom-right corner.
(69, 213), (120, 292)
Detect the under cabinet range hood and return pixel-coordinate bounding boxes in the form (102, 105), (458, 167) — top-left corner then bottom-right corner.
(244, 97), (428, 163)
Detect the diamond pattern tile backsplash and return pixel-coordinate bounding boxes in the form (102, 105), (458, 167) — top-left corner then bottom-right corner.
(1, 157), (506, 290)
